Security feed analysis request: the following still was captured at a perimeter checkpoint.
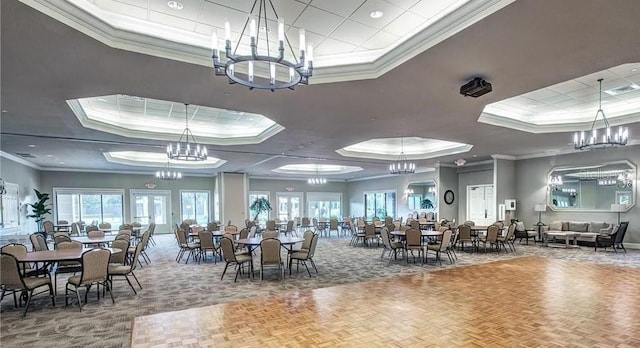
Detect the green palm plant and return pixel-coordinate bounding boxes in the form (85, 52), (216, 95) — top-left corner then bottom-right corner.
(26, 189), (52, 232)
(420, 198), (434, 210)
(250, 197), (272, 221)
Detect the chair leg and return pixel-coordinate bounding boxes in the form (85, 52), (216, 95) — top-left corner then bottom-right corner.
(309, 258), (318, 273)
(221, 262), (230, 280)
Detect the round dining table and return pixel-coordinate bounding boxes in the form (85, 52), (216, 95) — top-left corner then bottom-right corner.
(390, 230), (442, 237)
(13, 247), (122, 263)
(72, 235), (122, 245)
(236, 237), (304, 253)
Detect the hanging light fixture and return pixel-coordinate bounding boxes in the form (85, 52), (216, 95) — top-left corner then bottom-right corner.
(156, 162), (182, 180)
(548, 175), (562, 190)
(211, 0), (313, 91)
(167, 103), (207, 161)
(389, 138), (416, 175)
(307, 165), (326, 185)
(573, 79), (629, 150)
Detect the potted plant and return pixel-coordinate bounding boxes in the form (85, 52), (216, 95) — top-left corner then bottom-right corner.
(250, 197), (272, 221)
(26, 189), (52, 234)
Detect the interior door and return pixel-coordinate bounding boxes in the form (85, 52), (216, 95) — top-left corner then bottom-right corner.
(467, 185), (494, 226)
(130, 190), (172, 233)
(276, 193), (303, 221)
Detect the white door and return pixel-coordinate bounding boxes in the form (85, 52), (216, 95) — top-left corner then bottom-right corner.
(467, 185), (494, 226)
(130, 190), (172, 233)
(276, 193), (303, 221)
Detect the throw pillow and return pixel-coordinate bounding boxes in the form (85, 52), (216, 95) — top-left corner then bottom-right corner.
(561, 221), (570, 231)
(548, 221), (563, 231)
(569, 221), (589, 232)
(515, 221), (525, 232)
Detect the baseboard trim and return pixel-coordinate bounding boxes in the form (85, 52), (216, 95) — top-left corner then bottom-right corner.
(623, 242), (640, 250)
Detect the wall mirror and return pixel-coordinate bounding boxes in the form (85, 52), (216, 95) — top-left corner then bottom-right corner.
(406, 180), (437, 216)
(547, 161), (636, 211)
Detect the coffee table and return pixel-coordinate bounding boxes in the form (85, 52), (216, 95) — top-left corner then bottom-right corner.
(543, 231), (580, 248)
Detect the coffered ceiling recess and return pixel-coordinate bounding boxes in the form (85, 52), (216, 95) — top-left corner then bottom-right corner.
(272, 164), (363, 175)
(67, 94), (284, 145)
(479, 63), (640, 133)
(336, 137), (473, 161)
(104, 151), (226, 168)
(22, 0), (514, 83)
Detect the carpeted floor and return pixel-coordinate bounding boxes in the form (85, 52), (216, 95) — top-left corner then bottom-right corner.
(1, 233), (638, 347)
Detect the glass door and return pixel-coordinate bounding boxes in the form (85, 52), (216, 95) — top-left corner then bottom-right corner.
(467, 185), (494, 226)
(130, 190), (172, 233)
(276, 193), (303, 221)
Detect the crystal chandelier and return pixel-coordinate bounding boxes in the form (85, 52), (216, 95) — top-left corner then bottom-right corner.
(211, 0), (313, 91)
(156, 162), (182, 181)
(307, 165), (326, 185)
(167, 103), (207, 161)
(573, 79), (629, 150)
(389, 138), (416, 175)
(548, 175), (562, 190)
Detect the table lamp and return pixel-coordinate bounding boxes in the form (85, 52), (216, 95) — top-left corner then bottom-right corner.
(534, 204), (546, 225)
(610, 204), (626, 224)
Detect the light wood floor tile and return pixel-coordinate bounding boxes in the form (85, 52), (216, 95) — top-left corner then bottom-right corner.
(131, 257), (640, 347)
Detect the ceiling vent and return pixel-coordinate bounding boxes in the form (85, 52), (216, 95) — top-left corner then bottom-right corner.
(15, 153), (36, 158)
(604, 84), (640, 96)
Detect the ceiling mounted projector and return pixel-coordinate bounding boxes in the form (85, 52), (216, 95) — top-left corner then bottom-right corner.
(460, 77), (492, 97)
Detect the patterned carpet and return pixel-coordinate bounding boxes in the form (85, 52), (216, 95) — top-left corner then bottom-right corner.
(1, 233), (638, 347)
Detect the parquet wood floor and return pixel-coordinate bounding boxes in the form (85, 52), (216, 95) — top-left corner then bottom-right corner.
(131, 257), (640, 347)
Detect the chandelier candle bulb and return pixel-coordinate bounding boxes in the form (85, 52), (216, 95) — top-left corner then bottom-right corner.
(277, 18), (284, 43)
(211, 31), (219, 53)
(224, 21), (231, 42)
(299, 29), (306, 55)
(248, 61), (254, 82)
(270, 62), (275, 84)
(250, 17), (257, 40)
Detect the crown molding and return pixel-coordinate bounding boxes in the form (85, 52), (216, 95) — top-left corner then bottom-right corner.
(40, 166), (215, 177)
(491, 154), (517, 160)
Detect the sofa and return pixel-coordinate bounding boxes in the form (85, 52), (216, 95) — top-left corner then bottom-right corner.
(545, 221), (614, 244)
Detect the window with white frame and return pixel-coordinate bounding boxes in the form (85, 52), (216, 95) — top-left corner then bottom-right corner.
(54, 188), (124, 225)
(0, 182), (20, 229)
(181, 190), (210, 224)
(307, 192), (341, 221)
(364, 190), (396, 220)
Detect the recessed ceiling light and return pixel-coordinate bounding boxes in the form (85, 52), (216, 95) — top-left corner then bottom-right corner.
(28, 144), (36, 148)
(1, 110), (7, 113)
(46, 154), (53, 157)
(167, 1), (183, 10)
(59, 161), (65, 165)
(369, 10), (384, 19)
(473, 155), (478, 157)
(98, 98), (108, 102)
(632, 68), (638, 72)
(99, 148), (104, 151)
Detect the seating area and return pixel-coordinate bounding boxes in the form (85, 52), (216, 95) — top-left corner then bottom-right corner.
(1, 233), (639, 346)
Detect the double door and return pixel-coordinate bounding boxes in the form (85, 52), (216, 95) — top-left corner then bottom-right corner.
(276, 193), (302, 222)
(130, 190), (171, 233)
(467, 185), (494, 226)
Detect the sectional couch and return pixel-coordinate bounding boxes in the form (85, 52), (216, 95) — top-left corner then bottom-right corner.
(545, 221), (614, 243)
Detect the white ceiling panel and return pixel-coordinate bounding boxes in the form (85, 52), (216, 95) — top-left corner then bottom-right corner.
(383, 0), (421, 10)
(269, 0), (308, 24)
(360, 30), (399, 50)
(149, 11), (196, 31)
(350, 0), (404, 29)
(315, 38), (357, 55)
(293, 6), (344, 36)
(310, 0), (365, 17)
(384, 10), (424, 36)
(93, 0), (148, 19)
(148, 0), (203, 20)
(330, 20), (377, 45)
(410, 0), (465, 19)
(208, 0), (255, 13)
